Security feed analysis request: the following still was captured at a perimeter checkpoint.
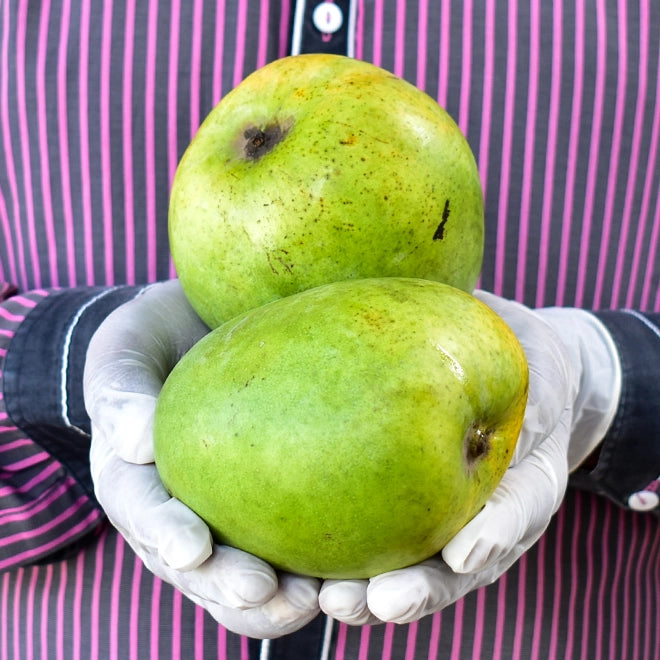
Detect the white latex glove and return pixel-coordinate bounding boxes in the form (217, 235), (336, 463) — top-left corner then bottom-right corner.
(319, 291), (621, 625)
(84, 280), (320, 638)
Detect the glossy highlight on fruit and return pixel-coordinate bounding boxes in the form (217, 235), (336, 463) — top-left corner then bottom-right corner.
(154, 278), (528, 579)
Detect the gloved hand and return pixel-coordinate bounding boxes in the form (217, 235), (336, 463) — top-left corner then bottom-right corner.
(84, 280), (320, 638)
(318, 291), (622, 625)
(85, 282), (622, 632)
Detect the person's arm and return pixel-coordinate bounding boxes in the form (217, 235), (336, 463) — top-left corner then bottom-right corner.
(2, 285), (146, 498)
(0, 284), (141, 570)
(560, 309), (660, 513)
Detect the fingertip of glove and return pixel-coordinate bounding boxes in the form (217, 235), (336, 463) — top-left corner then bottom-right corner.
(441, 512), (511, 575)
(160, 526), (213, 571)
(230, 570), (280, 608)
(366, 586), (426, 624)
(441, 544), (481, 574)
(319, 580), (368, 619)
(366, 565), (443, 624)
(249, 575), (320, 634)
(155, 500), (214, 571)
(278, 574), (321, 611)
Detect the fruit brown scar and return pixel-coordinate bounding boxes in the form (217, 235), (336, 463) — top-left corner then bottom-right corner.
(433, 198), (451, 241)
(242, 119), (294, 161)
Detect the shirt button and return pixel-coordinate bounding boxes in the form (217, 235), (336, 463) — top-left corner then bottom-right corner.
(313, 2), (344, 35)
(628, 490), (659, 511)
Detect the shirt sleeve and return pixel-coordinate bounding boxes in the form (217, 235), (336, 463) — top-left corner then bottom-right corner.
(0, 283), (143, 570)
(569, 310), (660, 516)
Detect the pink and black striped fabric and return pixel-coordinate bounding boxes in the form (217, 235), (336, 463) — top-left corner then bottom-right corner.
(2, 491), (658, 659)
(0, 289), (104, 572)
(1, 1), (658, 306)
(1, 1), (659, 658)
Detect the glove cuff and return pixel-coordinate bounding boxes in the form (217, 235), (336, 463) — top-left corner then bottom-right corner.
(3, 286), (145, 499)
(534, 307), (621, 471)
(570, 310), (660, 514)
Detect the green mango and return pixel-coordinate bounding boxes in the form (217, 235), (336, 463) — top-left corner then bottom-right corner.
(154, 278), (528, 579)
(169, 54), (484, 328)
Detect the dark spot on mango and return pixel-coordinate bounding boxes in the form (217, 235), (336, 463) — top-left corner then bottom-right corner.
(433, 198), (451, 240)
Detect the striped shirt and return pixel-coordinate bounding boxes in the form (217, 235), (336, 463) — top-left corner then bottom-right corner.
(1, 1), (659, 658)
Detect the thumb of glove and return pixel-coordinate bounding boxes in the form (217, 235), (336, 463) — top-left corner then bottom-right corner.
(442, 409), (570, 574)
(84, 279), (209, 464)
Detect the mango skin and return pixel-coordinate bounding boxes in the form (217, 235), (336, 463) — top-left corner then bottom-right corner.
(153, 278), (528, 579)
(169, 54), (484, 328)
